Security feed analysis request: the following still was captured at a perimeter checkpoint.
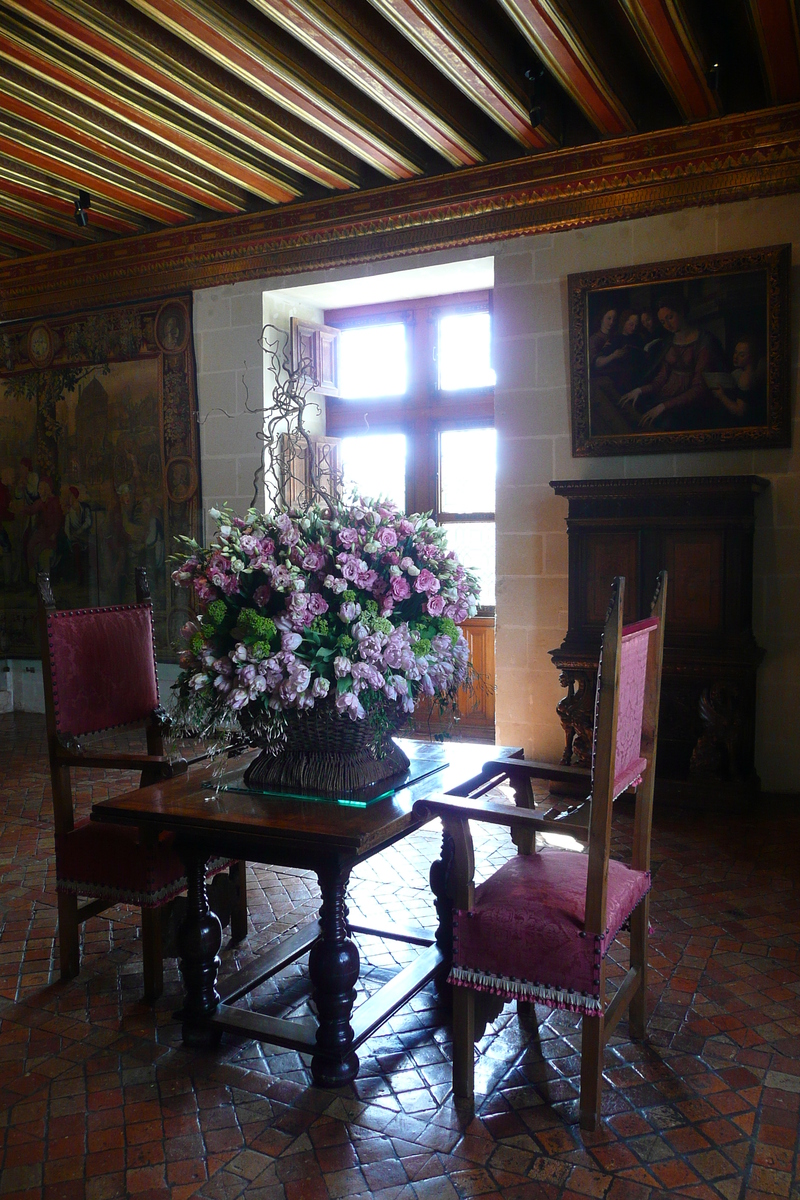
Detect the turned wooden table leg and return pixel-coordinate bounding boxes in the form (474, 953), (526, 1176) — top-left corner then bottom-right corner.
(308, 863), (359, 1086)
(177, 847), (223, 1048)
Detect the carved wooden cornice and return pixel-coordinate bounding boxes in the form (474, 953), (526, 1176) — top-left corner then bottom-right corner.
(550, 476), (770, 501)
(1, 104), (799, 319)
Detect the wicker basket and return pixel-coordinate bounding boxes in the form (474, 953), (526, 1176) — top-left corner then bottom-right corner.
(241, 698), (410, 798)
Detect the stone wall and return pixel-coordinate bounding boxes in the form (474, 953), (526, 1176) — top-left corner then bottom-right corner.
(492, 194), (800, 792)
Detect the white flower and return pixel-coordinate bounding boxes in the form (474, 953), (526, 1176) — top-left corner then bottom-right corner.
(406, 563), (420, 577)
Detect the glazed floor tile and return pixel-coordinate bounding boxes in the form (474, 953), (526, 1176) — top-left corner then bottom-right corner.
(1, 712), (799, 1200)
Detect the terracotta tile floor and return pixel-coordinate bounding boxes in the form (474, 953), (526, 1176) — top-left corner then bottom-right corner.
(1, 712), (800, 1200)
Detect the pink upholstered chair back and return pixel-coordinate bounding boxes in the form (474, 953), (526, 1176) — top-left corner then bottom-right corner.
(612, 617), (660, 800)
(44, 603), (160, 738)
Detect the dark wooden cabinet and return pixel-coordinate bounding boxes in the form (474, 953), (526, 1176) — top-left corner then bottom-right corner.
(549, 476), (768, 806)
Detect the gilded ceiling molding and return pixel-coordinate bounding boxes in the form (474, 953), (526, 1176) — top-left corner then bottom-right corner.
(1, 104), (799, 320)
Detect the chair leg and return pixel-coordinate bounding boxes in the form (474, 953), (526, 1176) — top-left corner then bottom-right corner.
(229, 861), (248, 944)
(141, 907), (164, 1003)
(629, 896), (649, 1039)
(579, 1014), (604, 1132)
(58, 893), (80, 981)
(452, 985), (476, 1100)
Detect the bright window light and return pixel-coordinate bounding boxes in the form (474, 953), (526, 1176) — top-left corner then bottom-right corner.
(438, 311), (495, 391)
(440, 428), (496, 514)
(339, 323), (407, 399)
(442, 522), (495, 607)
(341, 434), (406, 509)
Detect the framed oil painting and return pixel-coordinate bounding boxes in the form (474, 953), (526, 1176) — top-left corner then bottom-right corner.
(0, 295), (201, 660)
(568, 244), (791, 456)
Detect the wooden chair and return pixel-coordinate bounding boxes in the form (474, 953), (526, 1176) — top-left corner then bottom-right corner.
(38, 568), (248, 1001)
(415, 572), (667, 1130)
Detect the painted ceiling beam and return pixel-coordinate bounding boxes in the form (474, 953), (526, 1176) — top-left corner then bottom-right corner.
(495, 0), (635, 135)
(619, 0), (721, 121)
(0, 120), (197, 226)
(0, 74), (247, 214)
(0, 158), (146, 233)
(0, 20), (304, 203)
(125, 0), (424, 178)
(746, 0), (800, 104)
(0, 213), (62, 252)
(1, 0), (361, 191)
(247, 0), (483, 166)
(0, 191), (108, 242)
(366, 0), (556, 148)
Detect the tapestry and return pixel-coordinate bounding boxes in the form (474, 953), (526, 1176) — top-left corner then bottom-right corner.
(0, 296), (201, 660)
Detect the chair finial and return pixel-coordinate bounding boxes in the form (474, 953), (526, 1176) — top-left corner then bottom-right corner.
(135, 567), (151, 603)
(649, 570), (665, 614)
(37, 572), (55, 608)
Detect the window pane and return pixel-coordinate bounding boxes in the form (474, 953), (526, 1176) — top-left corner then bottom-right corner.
(440, 427), (496, 514)
(341, 434), (406, 510)
(443, 522), (495, 607)
(339, 323), (407, 399)
(438, 311), (495, 391)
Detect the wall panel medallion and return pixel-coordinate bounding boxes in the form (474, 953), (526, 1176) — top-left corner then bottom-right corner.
(568, 244), (791, 456)
(0, 295), (201, 660)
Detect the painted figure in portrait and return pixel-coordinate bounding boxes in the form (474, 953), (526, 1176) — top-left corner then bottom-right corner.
(0, 298), (201, 658)
(569, 245), (790, 456)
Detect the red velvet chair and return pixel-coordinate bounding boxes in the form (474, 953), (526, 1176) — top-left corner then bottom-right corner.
(38, 569), (247, 1001)
(416, 572), (667, 1130)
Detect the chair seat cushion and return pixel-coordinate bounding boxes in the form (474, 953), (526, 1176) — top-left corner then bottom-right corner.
(56, 820), (231, 908)
(450, 849), (650, 1014)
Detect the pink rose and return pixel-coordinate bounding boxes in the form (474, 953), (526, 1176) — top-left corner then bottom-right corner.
(426, 594), (445, 616)
(414, 569), (440, 595)
(390, 576), (411, 601)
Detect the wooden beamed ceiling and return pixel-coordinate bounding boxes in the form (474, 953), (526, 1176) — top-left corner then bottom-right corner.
(0, 0), (796, 274)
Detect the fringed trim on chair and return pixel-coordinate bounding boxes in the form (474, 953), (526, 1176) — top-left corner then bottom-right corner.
(56, 876), (187, 908)
(448, 966), (604, 1015)
(56, 856), (234, 909)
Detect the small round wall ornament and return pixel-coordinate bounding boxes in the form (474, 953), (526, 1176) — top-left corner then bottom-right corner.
(27, 323), (54, 369)
(155, 301), (189, 354)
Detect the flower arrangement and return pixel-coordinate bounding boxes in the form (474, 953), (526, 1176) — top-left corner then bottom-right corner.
(172, 494), (480, 753)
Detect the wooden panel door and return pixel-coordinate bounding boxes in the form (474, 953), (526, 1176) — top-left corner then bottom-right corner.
(409, 616), (495, 743)
(664, 530), (724, 634)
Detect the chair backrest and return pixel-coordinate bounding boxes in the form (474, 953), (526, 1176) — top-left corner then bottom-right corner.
(585, 572), (667, 937)
(38, 569), (160, 740)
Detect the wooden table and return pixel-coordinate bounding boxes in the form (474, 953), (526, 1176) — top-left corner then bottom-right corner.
(91, 738), (521, 1086)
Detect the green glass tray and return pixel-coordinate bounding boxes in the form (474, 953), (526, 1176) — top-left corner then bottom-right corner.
(222, 754), (447, 808)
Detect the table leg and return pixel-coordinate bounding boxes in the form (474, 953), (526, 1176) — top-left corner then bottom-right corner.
(430, 828), (455, 996)
(308, 864), (359, 1086)
(177, 848), (223, 1048)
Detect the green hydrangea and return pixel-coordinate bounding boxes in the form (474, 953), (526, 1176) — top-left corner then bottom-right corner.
(372, 616), (392, 636)
(206, 599), (227, 625)
(365, 599), (378, 614)
(310, 616), (330, 636)
(251, 641), (270, 661)
(439, 616), (459, 644)
(338, 634), (354, 653)
(190, 632), (206, 656)
(238, 608), (276, 640)
(415, 638), (432, 657)
(342, 589), (356, 603)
